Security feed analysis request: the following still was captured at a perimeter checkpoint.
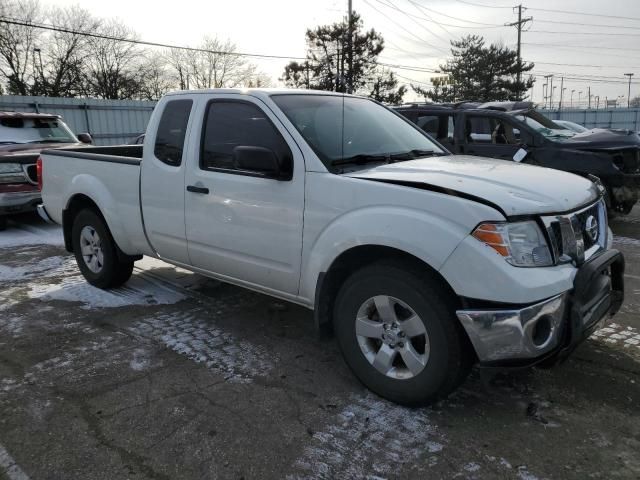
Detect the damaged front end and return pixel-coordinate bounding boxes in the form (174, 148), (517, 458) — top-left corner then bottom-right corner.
(590, 146), (640, 214)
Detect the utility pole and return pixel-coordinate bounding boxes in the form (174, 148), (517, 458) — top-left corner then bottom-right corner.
(543, 74), (553, 109)
(558, 77), (564, 110)
(505, 4), (533, 100)
(624, 73), (634, 108)
(588, 86), (591, 109)
(347, 0), (353, 94)
(578, 91), (582, 107)
(571, 89), (575, 109)
(542, 83), (547, 108)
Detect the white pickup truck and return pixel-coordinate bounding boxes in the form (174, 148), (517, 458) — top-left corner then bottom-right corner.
(38, 89), (625, 405)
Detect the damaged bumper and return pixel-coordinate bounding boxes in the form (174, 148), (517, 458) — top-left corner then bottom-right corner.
(456, 249), (625, 366)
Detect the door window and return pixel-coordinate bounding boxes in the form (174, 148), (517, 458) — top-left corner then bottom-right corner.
(466, 116), (525, 145)
(200, 101), (292, 176)
(154, 99), (193, 166)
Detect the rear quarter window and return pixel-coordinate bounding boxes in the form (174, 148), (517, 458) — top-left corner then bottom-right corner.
(154, 99), (193, 166)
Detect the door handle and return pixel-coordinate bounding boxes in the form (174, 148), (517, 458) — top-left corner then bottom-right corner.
(186, 185), (209, 194)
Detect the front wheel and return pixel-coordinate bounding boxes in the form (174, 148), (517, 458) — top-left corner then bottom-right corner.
(71, 209), (133, 289)
(333, 260), (472, 406)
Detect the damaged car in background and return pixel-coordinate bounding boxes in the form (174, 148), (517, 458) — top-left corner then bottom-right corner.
(396, 101), (640, 215)
(0, 111), (92, 230)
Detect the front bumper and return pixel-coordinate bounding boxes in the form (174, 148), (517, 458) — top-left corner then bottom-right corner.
(0, 188), (41, 215)
(456, 249), (625, 366)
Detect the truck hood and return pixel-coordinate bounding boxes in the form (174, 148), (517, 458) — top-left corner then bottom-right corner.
(346, 155), (600, 217)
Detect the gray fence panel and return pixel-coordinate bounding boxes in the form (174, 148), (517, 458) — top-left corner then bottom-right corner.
(545, 108), (640, 132)
(0, 95), (157, 145)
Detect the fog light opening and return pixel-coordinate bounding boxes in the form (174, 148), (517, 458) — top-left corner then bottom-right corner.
(531, 315), (552, 347)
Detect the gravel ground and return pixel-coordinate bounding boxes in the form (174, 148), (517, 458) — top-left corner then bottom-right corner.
(0, 208), (639, 480)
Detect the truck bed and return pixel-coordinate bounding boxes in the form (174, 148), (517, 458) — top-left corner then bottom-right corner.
(40, 144), (150, 257)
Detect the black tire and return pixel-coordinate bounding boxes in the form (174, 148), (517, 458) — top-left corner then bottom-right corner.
(0, 216), (7, 231)
(333, 259), (473, 406)
(71, 209), (134, 289)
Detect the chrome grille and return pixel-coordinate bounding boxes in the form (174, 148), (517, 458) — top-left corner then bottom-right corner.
(540, 199), (607, 265)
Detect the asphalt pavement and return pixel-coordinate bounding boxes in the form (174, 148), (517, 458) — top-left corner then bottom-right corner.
(0, 208), (639, 480)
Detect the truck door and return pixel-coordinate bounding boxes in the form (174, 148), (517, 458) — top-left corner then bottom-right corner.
(461, 115), (522, 160)
(140, 98), (194, 264)
(184, 96), (305, 296)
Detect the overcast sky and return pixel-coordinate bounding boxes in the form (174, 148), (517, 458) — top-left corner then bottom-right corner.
(52, 0), (640, 106)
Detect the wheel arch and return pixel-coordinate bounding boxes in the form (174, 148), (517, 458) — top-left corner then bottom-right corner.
(313, 244), (461, 334)
(63, 193), (140, 263)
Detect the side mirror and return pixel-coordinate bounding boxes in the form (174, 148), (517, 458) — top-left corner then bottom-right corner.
(77, 133), (93, 144)
(233, 146), (281, 178)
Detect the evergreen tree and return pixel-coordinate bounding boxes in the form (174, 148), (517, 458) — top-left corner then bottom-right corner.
(281, 12), (405, 103)
(419, 35), (534, 103)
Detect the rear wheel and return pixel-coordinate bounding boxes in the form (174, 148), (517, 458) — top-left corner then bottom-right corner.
(333, 260), (472, 406)
(71, 209), (133, 288)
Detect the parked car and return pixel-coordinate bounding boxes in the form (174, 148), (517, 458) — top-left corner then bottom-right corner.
(395, 102), (640, 215)
(38, 89), (624, 406)
(553, 119), (589, 133)
(0, 111), (92, 230)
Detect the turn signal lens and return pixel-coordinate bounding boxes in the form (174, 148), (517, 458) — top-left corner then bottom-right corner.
(472, 221), (553, 267)
(472, 223), (510, 257)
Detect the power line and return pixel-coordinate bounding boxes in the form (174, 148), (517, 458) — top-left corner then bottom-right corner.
(533, 60), (640, 69)
(373, 0), (451, 44)
(0, 17), (307, 61)
(362, 0), (449, 53)
(528, 29), (640, 37)
(405, 0), (507, 29)
(527, 7), (640, 22)
(524, 42), (640, 53)
(534, 18), (640, 30)
(405, 0), (505, 26)
(455, 0), (512, 8)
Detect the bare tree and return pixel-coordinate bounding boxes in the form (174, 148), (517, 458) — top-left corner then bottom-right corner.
(35, 5), (100, 97)
(0, 0), (43, 95)
(84, 19), (144, 99)
(139, 52), (175, 100)
(166, 36), (263, 90)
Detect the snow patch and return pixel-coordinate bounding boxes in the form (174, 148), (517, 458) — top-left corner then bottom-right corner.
(592, 323), (640, 352)
(28, 273), (185, 309)
(129, 306), (273, 380)
(289, 394), (441, 479)
(0, 315), (25, 337)
(0, 223), (63, 249)
(613, 235), (640, 248)
(0, 255), (74, 282)
(129, 347), (151, 371)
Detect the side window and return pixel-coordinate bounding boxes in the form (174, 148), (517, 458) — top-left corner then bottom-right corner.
(200, 101), (292, 176)
(416, 115), (440, 137)
(466, 116), (493, 143)
(447, 115), (455, 138)
(154, 99), (193, 166)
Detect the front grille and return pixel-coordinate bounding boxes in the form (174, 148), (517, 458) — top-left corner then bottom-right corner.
(541, 200), (606, 265)
(574, 203), (600, 251)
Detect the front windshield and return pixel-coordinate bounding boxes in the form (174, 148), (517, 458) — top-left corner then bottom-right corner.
(271, 94), (445, 170)
(0, 117), (77, 144)
(512, 110), (576, 141)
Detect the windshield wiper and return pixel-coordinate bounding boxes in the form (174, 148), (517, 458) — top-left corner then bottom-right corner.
(330, 154), (389, 167)
(389, 149), (438, 161)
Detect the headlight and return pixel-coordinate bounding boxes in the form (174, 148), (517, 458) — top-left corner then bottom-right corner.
(0, 163), (22, 174)
(472, 220), (553, 267)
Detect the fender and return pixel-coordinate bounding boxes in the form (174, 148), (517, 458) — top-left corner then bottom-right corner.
(64, 173), (140, 255)
(299, 204), (496, 303)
